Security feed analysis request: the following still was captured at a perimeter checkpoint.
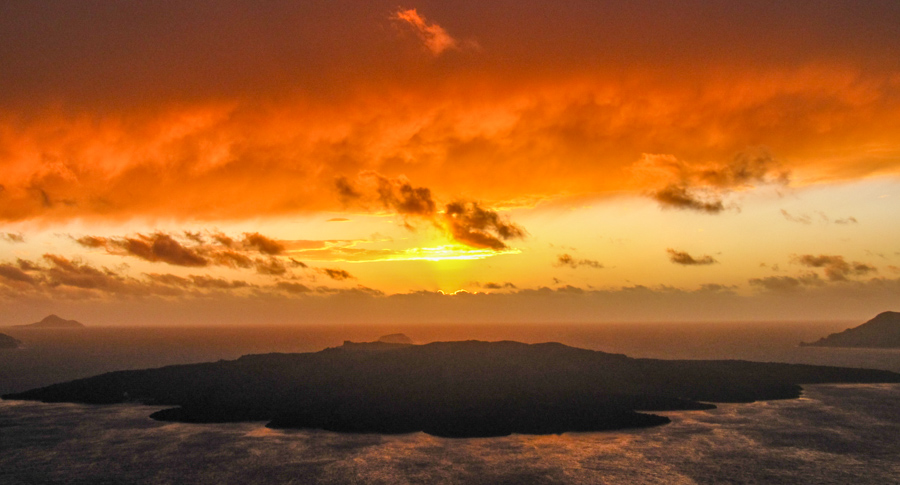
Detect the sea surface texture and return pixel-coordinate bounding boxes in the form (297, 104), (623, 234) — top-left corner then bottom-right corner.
(1, 322), (899, 484)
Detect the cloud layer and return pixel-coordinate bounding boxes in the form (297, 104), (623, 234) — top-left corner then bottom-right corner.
(73, 230), (351, 280)
(0, 3), (898, 223)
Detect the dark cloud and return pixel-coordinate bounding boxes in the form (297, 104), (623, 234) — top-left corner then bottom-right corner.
(444, 201), (526, 250)
(337, 172), (526, 251)
(119, 234), (208, 267)
(183, 231), (205, 244)
(334, 173), (437, 229)
(0, 264), (35, 284)
(320, 268), (354, 281)
(74, 236), (108, 248)
(327, 218), (350, 222)
(793, 254), (877, 281)
(639, 149), (789, 213)
(344, 172), (438, 217)
(73, 231), (305, 277)
(242, 232), (285, 255)
(79, 233), (197, 266)
(481, 282), (517, 290)
(555, 254), (604, 269)
(653, 184), (725, 214)
(667, 249), (718, 266)
(0, 254), (268, 299)
(335, 176), (362, 202)
(1, 232), (24, 243)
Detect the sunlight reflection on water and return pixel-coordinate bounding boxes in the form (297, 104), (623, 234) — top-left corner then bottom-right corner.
(1, 384), (899, 484)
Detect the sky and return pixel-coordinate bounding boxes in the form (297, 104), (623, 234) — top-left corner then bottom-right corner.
(1, 0), (899, 325)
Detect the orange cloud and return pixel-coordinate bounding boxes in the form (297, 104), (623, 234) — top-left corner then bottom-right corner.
(393, 8), (460, 55)
(0, 3), (899, 226)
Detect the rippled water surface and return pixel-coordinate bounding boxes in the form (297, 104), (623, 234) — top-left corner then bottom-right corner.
(1, 322), (899, 483)
(2, 385), (899, 484)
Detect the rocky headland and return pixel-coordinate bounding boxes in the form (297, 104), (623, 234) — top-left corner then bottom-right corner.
(801, 311), (900, 348)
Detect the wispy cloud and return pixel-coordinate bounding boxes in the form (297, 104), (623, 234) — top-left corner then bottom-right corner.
(781, 209), (858, 225)
(635, 148), (789, 214)
(72, 230), (333, 278)
(0, 253), (368, 300)
(393, 8), (460, 55)
(780, 209), (812, 224)
(833, 216), (858, 225)
(319, 268), (354, 281)
(554, 254), (604, 269)
(748, 273), (824, 292)
(1, 232), (24, 243)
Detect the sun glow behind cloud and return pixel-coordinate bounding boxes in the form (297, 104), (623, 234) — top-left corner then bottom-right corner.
(1, 1), (899, 324)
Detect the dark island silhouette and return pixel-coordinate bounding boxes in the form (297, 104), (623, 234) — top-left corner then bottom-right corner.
(801, 311), (900, 348)
(0, 332), (21, 349)
(377, 333), (414, 344)
(15, 314), (85, 328)
(4, 339), (900, 438)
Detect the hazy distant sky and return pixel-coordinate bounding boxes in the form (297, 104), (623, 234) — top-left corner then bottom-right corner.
(1, 1), (899, 325)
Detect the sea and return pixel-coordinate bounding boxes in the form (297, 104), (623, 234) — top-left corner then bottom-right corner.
(1, 321), (899, 484)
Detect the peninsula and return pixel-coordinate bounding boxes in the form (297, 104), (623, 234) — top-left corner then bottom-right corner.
(4, 340), (899, 437)
(801, 311), (900, 348)
(15, 315), (85, 329)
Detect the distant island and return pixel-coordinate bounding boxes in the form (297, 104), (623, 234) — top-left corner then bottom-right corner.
(376, 333), (413, 344)
(801, 311), (900, 348)
(0, 333), (21, 349)
(15, 314), (85, 328)
(4, 339), (899, 438)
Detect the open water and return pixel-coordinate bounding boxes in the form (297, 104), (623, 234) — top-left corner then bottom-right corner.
(1, 322), (899, 484)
